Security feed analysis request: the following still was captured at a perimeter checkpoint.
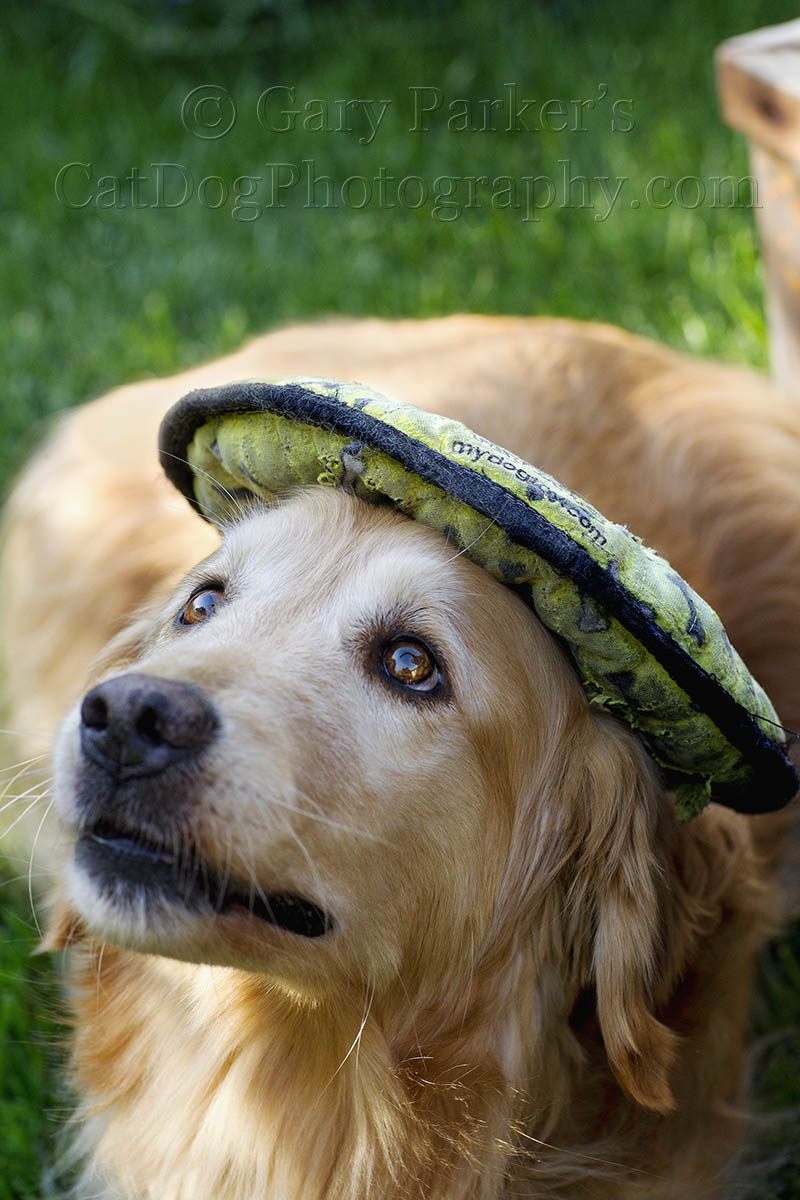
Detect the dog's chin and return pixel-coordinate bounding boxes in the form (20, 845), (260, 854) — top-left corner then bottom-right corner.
(64, 825), (335, 969)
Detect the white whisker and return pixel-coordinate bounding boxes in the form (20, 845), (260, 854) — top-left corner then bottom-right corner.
(1, 776), (53, 812)
(0, 865), (57, 885)
(441, 516), (498, 566)
(0, 727), (55, 742)
(95, 942), (107, 1001)
(0, 794), (48, 843)
(0, 759), (52, 808)
(276, 789), (392, 845)
(0, 750), (50, 776)
(321, 977), (376, 1095)
(4, 776), (52, 806)
(27, 797), (55, 937)
(160, 449), (253, 528)
(353, 976), (374, 1082)
(285, 824), (328, 920)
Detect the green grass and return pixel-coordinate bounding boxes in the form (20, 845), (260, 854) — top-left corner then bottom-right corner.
(0, 866), (71, 1200)
(1, 1), (799, 1195)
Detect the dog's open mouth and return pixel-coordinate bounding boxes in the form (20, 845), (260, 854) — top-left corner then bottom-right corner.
(75, 819), (333, 939)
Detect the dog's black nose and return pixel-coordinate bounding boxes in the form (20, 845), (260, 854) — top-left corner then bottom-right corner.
(80, 673), (218, 780)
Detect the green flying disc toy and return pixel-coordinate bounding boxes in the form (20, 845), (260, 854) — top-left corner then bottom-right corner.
(158, 378), (797, 821)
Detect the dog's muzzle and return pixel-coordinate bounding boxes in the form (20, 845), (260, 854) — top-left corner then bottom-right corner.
(72, 672), (334, 939)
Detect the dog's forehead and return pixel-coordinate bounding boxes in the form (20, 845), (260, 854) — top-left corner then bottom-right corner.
(196, 492), (553, 697)
(214, 490), (492, 610)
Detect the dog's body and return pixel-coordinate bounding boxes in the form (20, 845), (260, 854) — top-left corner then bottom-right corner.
(3, 316), (800, 1199)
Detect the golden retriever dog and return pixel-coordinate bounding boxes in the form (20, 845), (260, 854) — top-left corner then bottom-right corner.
(2, 316), (799, 1200)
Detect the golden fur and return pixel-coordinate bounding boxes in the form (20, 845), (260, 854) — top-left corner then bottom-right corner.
(2, 316), (799, 1199)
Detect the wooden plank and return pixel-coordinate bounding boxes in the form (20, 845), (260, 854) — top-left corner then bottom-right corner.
(716, 19), (800, 166)
(750, 144), (800, 388)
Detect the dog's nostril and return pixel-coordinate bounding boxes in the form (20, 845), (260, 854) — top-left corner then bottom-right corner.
(135, 704), (165, 747)
(81, 690), (109, 731)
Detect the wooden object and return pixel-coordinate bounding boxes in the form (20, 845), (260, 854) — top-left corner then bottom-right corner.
(717, 20), (800, 388)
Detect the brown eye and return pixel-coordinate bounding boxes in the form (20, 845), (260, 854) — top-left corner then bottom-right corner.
(382, 637), (441, 692)
(179, 586), (224, 626)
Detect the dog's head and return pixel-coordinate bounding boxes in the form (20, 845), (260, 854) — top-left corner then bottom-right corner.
(52, 486), (679, 1111)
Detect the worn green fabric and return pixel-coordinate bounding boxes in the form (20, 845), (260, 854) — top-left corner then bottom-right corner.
(161, 378), (793, 820)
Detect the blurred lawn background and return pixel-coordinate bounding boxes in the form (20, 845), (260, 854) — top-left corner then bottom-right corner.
(1, 0), (799, 1195)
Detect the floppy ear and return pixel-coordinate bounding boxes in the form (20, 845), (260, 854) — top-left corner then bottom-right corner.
(579, 713), (678, 1114)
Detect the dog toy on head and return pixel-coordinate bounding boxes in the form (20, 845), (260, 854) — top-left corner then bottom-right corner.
(159, 378), (798, 821)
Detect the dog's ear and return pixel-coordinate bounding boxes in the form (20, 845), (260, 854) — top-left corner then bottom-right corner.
(578, 713), (678, 1114)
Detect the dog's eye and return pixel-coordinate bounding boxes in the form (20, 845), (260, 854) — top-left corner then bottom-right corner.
(179, 586), (224, 626)
(382, 637), (441, 692)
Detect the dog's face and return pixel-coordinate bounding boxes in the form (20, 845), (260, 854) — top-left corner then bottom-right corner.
(52, 489), (576, 988)
(51, 486), (680, 1109)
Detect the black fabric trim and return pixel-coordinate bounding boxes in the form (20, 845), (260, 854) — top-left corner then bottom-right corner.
(158, 381), (799, 815)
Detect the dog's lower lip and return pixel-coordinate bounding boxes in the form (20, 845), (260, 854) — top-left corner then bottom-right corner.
(77, 823), (333, 938)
